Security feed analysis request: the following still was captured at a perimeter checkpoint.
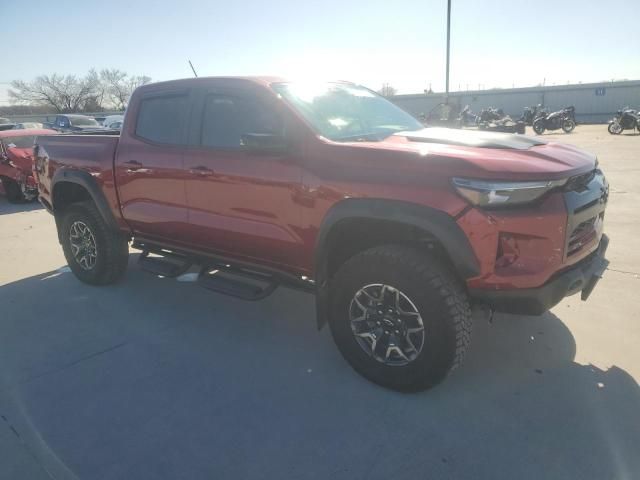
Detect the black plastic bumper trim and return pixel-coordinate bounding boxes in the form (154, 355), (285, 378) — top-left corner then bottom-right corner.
(470, 234), (609, 315)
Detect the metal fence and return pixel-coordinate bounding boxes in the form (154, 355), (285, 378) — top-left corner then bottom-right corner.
(391, 80), (640, 124)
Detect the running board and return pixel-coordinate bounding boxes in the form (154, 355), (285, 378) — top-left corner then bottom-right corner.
(138, 249), (193, 278)
(198, 264), (278, 301)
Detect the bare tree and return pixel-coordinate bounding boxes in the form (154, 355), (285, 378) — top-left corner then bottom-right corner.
(9, 70), (102, 113)
(100, 69), (151, 110)
(377, 83), (397, 97)
(8, 68), (152, 113)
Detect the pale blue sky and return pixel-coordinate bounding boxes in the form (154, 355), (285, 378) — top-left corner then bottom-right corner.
(2, 0), (639, 104)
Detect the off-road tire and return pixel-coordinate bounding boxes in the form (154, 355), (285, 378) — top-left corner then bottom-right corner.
(328, 245), (472, 392)
(2, 178), (26, 203)
(60, 201), (129, 285)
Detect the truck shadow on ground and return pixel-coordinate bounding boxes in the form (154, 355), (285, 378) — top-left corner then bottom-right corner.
(0, 196), (43, 215)
(0, 257), (639, 480)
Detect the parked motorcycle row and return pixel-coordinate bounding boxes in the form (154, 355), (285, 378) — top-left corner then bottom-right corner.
(422, 103), (578, 135)
(422, 101), (639, 137)
(422, 104), (525, 133)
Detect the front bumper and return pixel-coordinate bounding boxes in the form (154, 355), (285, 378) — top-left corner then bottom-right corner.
(470, 234), (609, 315)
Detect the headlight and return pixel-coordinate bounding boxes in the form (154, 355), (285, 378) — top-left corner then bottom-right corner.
(452, 177), (567, 207)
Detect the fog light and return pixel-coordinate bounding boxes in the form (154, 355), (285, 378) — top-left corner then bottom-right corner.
(496, 233), (520, 269)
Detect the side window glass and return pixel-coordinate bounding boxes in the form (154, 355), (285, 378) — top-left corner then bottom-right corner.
(135, 94), (189, 145)
(200, 94), (282, 148)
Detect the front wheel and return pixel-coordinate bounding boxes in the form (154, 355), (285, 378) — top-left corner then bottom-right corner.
(328, 245), (472, 392)
(60, 201), (129, 285)
(2, 178), (26, 203)
(608, 122), (622, 135)
(561, 119), (576, 133)
(533, 119), (546, 134)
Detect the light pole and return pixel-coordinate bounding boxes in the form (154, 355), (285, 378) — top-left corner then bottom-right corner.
(445, 0), (451, 103)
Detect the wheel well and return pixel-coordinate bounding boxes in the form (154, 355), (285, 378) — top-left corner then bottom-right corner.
(52, 181), (92, 213)
(324, 218), (452, 281)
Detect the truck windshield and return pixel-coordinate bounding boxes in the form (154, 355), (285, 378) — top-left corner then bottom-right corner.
(69, 116), (99, 126)
(273, 82), (423, 142)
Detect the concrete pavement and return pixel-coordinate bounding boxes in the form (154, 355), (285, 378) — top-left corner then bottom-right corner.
(1, 125), (639, 479)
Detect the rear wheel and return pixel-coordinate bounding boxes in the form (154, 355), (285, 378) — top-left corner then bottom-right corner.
(328, 245), (472, 392)
(60, 201), (129, 285)
(533, 119), (546, 135)
(562, 119), (576, 133)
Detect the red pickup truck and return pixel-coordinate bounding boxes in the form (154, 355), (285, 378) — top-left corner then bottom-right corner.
(34, 77), (609, 391)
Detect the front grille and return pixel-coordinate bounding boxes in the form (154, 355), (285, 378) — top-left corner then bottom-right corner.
(567, 215), (600, 256)
(563, 169), (607, 260)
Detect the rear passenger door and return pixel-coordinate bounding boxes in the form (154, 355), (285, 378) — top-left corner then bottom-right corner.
(181, 85), (305, 270)
(115, 89), (193, 242)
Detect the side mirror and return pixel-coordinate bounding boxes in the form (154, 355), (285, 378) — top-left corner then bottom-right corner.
(240, 133), (288, 154)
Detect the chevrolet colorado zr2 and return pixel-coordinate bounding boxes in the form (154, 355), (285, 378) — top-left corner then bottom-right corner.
(33, 77), (609, 392)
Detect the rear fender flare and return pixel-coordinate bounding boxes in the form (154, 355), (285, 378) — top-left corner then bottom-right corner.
(51, 169), (119, 240)
(314, 198), (480, 329)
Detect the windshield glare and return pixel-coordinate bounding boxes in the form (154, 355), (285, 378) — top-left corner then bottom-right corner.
(273, 82), (423, 141)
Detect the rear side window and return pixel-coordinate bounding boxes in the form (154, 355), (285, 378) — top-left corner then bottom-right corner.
(135, 94), (189, 145)
(200, 94), (282, 148)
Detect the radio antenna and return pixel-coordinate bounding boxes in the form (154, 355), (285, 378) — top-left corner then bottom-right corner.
(188, 60), (198, 78)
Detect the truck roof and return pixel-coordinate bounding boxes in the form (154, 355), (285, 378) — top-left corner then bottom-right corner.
(135, 76), (288, 92)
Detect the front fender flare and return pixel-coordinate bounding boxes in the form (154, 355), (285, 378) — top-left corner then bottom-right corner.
(314, 198), (479, 329)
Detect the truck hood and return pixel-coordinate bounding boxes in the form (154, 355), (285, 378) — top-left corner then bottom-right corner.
(5, 147), (34, 174)
(347, 128), (597, 180)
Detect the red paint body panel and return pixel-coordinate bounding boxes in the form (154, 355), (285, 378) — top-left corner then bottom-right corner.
(34, 76), (605, 294)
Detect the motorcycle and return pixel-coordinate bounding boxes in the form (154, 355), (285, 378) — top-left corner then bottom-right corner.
(478, 108), (526, 134)
(459, 105), (479, 127)
(520, 104), (544, 126)
(532, 107), (576, 134)
(608, 107), (640, 134)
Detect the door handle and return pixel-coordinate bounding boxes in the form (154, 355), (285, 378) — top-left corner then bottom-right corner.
(123, 160), (143, 173)
(189, 165), (214, 176)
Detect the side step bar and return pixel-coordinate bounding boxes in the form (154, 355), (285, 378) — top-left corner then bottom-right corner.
(132, 239), (315, 301)
(137, 249), (193, 278)
(198, 265), (278, 301)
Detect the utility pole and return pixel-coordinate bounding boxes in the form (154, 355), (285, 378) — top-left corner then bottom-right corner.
(445, 0), (451, 103)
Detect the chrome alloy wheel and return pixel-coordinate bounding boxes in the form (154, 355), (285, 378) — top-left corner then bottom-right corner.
(69, 221), (97, 270)
(349, 284), (425, 366)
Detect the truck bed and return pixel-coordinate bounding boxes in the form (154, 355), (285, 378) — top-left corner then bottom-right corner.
(34, 133), (121, 215)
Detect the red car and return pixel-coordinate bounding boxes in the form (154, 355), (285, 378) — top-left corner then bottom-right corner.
(34, 78), (608, 391)
(0, 128), (56, 202)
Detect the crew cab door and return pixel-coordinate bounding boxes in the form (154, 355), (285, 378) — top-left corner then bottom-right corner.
(114, 89), (192, 242)
(181, 84), (305, 270)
